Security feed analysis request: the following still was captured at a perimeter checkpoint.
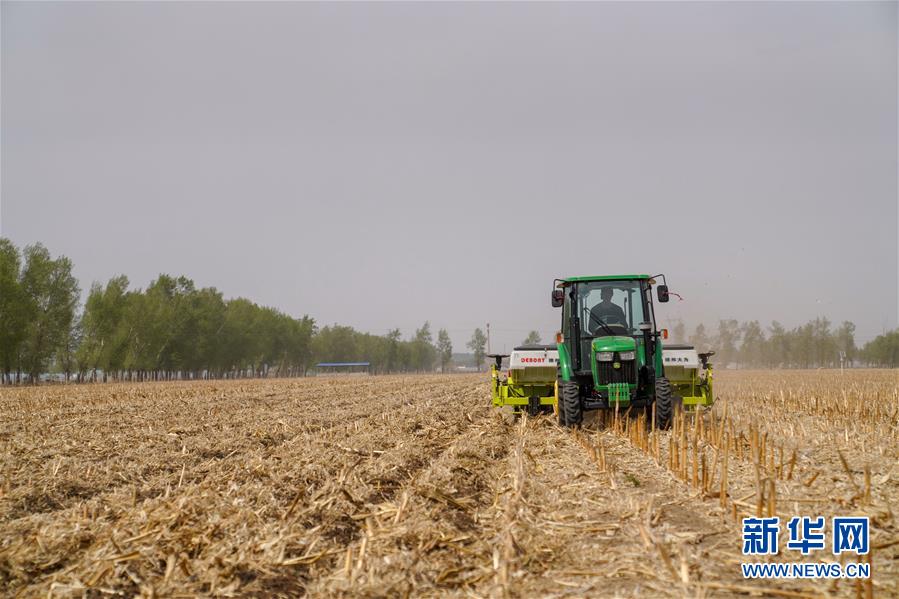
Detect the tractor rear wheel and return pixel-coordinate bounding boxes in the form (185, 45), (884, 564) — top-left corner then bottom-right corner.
(653, 377), (676, 430)
(557, 380), (583, 428)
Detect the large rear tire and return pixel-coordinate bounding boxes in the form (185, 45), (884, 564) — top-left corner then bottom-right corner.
(558, 380), (583, 428)
(653, 377), (676, 430)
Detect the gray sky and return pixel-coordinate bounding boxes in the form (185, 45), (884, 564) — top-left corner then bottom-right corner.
(2, 1), (897, 352)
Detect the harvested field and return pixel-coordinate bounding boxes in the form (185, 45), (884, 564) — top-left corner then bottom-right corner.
(1, 370), (897, 597)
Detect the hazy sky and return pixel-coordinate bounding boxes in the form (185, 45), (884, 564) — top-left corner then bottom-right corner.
(2, 1), (896, 352)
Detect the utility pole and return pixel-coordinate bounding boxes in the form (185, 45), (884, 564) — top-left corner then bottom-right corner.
(486, 322), (491, 355)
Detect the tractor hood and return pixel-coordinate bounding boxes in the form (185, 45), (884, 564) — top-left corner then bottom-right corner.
(591, 336), (636, 353)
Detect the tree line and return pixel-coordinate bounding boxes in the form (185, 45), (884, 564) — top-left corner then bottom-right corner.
(0, 239), (480, 383)
(669, 318), (899, 368)
(2, 239), (896, 382)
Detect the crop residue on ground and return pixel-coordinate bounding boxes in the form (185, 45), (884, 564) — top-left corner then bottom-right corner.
(1, 370), (896, 597)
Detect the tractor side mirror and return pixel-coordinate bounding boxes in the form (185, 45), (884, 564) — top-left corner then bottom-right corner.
(551, 289), (564, 307)
(657, 285), (670, 303)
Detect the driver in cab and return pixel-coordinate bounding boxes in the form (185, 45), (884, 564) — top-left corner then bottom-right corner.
(590, 288), (627, 330)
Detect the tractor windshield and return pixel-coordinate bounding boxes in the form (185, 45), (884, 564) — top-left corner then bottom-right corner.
(577, 280), (647, 337)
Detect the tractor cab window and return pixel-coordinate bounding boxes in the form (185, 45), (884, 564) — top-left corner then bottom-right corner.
(578, 281), (646, 337)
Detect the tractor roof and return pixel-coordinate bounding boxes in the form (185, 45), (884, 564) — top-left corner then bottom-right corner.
(560, 274), (650, 283)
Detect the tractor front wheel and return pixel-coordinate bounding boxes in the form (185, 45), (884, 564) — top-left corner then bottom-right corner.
(557, 380), (583, 428)
(653, 377), (677, 430)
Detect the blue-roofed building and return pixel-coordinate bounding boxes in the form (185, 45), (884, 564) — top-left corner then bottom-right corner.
(313, 361), (371, 375)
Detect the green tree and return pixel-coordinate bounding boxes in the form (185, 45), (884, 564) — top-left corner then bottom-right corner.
(19, 244), (80, 382)
(467, 328), (487, 371)
(437, 328), (453, 372)
(119, 276), (189, 380)
(182, 287), (227, 377)
(313, 324), (359, 365)
(689, 323), (710, 352)
(0, 239), (28, 383)
(790, 322), (815, 368)
(251, 305), (283, 377)
(810, 317), (835, 367)
(386, 328), (401, 372)
(835, 321), (856, 366)
(671, 320), (686, 345)
(766, 321), (788, 368)
(355, 331), (386, 374)
(218, 298), (260, 377)
(714, 319), (741, 367)
(411, 322), (436, 372)
(55, 320), (82, 382)
(78, 275), (131, 380)
(522, 330), (542, 345)
(739, 320), (766, 368)
(137, 275), (182, 378)
(861, 330), (899, 367)
(285, 315), (315, 376)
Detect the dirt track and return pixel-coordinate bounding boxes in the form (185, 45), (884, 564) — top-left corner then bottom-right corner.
(1, 372), (896, 597)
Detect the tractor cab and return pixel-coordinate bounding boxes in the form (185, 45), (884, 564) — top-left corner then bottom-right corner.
(552, 274), (677, 428)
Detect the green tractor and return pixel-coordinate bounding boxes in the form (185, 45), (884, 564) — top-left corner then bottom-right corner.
(551, 274), (712, 429)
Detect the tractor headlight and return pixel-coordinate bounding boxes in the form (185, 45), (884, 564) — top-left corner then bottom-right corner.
(619, 351), (636, 361)
(597, 352), (614, 362)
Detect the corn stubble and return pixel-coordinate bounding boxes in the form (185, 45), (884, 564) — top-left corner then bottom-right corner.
(0, 370), (896, 597)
